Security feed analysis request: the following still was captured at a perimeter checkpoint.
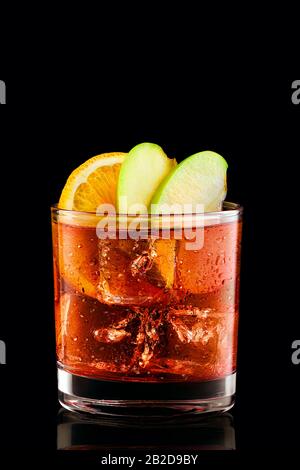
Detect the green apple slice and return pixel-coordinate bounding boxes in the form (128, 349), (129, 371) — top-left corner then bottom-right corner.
(150, 151), (227, 213)
(117, 143), (176, 214)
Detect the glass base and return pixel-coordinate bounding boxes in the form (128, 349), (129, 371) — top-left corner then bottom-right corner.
(58, 367), (236, 416)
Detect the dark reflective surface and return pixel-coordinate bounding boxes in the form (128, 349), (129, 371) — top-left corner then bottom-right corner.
(57, 409), (235, 451)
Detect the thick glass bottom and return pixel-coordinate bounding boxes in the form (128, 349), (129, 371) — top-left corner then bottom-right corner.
(58, 367), (236, 416)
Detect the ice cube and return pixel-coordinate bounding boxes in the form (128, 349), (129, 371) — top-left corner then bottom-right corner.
(168, 308), (214, 344)
(129, 306), (166, 370)
(93, 327), (130, 343)
(55, 291), (138, 372)
(159, 306), (237, 379)
(183, 280), (238, 315)
(92, 313), (134, 343)
(97, 238), (175, 306)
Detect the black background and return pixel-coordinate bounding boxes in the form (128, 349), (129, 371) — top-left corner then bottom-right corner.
(0, 75), (299, 465)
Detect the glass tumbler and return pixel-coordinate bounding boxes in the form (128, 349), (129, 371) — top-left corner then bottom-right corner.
(51, 202), (242, 415)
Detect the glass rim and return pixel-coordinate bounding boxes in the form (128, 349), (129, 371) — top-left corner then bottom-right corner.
(51, 201), (243, 218)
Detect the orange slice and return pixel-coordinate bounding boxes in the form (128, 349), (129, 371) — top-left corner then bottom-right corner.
(59, 152), (126, 211)
(57, 152), (126, 298)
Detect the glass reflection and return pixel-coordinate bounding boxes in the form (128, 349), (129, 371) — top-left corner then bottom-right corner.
(57, 409), (235, 451)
